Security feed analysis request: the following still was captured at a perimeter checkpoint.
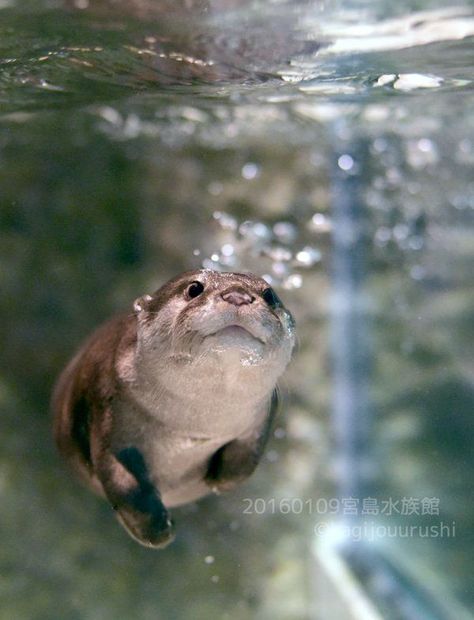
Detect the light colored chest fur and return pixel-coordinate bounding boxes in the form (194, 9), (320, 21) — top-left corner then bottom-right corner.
(111, 348), (272, 505)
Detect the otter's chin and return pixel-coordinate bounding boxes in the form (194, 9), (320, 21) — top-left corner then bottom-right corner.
(200, 325), (266, 358)
(212, 325), (264, 343)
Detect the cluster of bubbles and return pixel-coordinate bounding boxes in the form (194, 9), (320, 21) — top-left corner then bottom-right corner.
(195, 205), (330, 290)
(363, 133), (442, 283)
(202, 555), (219, 584)
(191, 120), (470, 292)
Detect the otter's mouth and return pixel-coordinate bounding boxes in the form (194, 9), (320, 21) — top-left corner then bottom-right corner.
(209, 325), (265, 345)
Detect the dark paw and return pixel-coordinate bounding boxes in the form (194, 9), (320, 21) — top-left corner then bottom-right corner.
(113, 484), (176, 550)
(116, 509), (175, 549)
(139, 518), (176, 550)
(116, 447), (154, 494)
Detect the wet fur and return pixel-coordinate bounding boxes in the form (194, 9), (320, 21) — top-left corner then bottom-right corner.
(52, 269), (294, 548)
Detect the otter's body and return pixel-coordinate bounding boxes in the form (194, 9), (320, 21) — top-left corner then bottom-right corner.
(53, 270), (295, 548)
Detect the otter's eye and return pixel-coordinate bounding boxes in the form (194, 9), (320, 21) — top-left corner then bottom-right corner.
(187, 281), (204, 299)
(262, 287), (281, 308)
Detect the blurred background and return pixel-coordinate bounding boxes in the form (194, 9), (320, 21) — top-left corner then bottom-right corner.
(0, 1), (473, 618)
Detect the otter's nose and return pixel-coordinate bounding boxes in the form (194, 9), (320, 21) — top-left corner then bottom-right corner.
(221, 288), (254, 306)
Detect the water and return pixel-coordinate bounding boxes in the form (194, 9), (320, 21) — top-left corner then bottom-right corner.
(0, 1), (473, 618)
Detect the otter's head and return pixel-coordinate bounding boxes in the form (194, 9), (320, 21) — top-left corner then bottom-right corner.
(133, 269), (295, 392)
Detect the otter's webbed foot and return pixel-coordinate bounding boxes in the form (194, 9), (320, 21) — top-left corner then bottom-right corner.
(108, 447), (175, 549)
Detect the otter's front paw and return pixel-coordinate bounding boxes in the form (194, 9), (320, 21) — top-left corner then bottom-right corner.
(116, 503), (175, 549)
(139, 517), (175, 549)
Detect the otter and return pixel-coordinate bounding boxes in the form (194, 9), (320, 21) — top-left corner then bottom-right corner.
(52, 269), (295, 548)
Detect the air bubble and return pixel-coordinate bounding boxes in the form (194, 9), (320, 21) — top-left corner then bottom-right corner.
(267, 247), (292, 262)
(213, 211), (237, 231)
(273, 221), (297, 244)
(97, 106), (122, 126)
(417, 138), (434, 153)
(241, 162), (260, 180)
(272, 262), (289, 277)
(239, 221), (271, 241)
(308, 213), (332, 233)
(393, 224), (410, 242)
(408, 236), (424, 250)
(372, 138), (388, 153)
(295, 246), (322, 267)
(202, 258), (222, 270)
(283, 274), (303, 289)
(374, 227), (391, 246)
(338, 154), (354, 171)
(406, 138), (439, 168)
(221, 244), (234, 257)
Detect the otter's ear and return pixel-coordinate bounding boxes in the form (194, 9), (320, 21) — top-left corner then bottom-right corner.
(133, 294), (153, 313)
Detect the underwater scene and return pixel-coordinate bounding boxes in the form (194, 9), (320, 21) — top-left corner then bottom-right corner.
(0, 1), (473, 618)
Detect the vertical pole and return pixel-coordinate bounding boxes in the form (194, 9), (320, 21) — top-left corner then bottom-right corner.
(329, 134), (372, 513)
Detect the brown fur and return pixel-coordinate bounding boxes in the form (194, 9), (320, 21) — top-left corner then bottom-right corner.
(52, 270), (294, 548)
